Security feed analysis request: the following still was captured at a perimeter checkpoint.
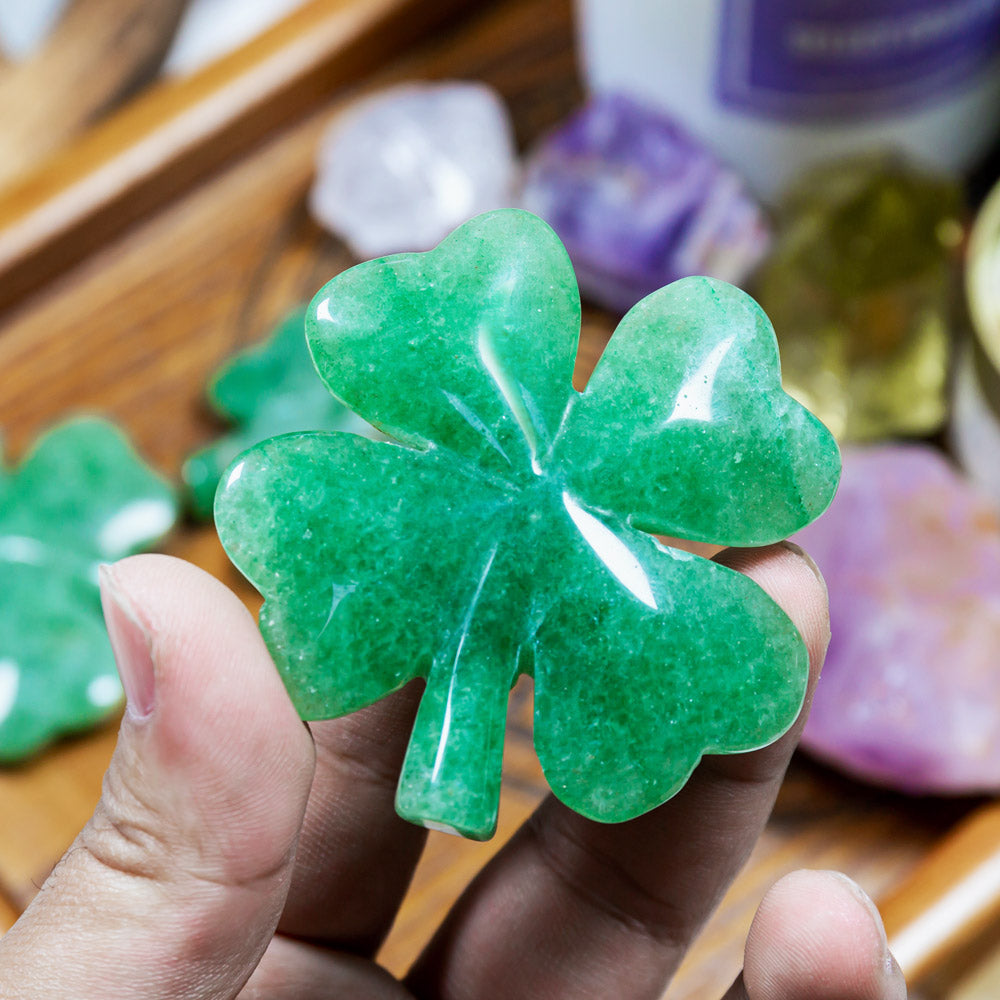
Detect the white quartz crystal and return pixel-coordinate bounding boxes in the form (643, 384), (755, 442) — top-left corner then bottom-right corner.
(309, 82), (518, 258)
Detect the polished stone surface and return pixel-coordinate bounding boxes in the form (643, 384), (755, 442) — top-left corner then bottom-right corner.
(521, 94), (770, 313)
(215, 209), (840, 839)
(183, 308), (376, 518)
(796, 445), (1000, 794)
(0, 419), (177, 762)
(309, 82), (517, 258)
(754, 155), (963, 441)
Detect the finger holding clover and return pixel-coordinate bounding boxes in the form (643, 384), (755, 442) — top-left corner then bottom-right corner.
(0, 211), (904, 999)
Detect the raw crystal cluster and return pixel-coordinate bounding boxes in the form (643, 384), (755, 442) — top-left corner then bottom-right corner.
(754, 155), (963, 441)
(521, 93), (770, 313)
(795, 445), (1000, 794)
(0, 419), (177, 762)
(183, 308), (377, 518)
(309, 82), (518, 258)
(215, 209), (840, 840)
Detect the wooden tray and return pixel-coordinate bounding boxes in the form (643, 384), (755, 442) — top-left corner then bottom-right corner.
(0, 0), (984, 995)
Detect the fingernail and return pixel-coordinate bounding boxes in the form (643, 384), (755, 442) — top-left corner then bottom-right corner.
(778, 540), (832, 659)
(99, 564), (155, 720)
(779, 540), (827, 594)
(885, 950), (907, 999)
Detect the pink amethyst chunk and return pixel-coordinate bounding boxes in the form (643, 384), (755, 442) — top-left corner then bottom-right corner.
(794, 445), (1000, 794)
(520, 93), (770, 313)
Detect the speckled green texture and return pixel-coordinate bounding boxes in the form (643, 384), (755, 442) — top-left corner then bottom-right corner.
(215, 210), (840, 840)
(0, 419), (178, 762)
(183, 308), (376, 518)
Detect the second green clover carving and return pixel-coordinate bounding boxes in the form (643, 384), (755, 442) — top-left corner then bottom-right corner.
(214, 209), (840, 840)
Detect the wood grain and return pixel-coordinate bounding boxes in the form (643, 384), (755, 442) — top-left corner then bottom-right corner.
(952, 940), (1000, 1000)
(0, 0), (190, 190)
(0, 0), (985, 994)
(0, 0), (494, 316)
(0, 893), (16, 935)
(882, 800), (1000, 986)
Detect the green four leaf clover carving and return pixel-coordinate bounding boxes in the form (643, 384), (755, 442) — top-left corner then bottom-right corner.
(214, 210), (840, 840)
(0, 419), (177, 762)
(183, 308), (379, 518)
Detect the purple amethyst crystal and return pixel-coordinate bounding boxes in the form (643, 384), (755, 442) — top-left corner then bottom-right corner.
(520, 93), (770, 313)
(794, 445), (1000, 795)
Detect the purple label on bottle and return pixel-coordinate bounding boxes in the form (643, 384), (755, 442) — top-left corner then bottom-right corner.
(717, 0), (1000, 120)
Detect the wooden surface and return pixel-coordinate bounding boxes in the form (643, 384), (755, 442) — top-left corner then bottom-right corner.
(882, 800), (1000, 991)
(0, 0), (490, 315)
(0, 0), (190, 190)
(953, 941), (1000, 1000)
(0, 0), (988, 995)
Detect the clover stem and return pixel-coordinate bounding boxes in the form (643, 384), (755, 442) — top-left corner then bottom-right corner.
(395, 635), (514, 842)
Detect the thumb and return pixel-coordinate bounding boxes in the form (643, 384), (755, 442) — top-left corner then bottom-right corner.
(0, 555), (316, 1000)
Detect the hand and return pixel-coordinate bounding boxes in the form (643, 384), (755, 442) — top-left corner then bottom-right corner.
(0, 547), (906, 999)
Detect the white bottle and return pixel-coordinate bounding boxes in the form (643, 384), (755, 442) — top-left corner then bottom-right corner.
(577, 0), (1000, 198)
(952, 178), (1000, 507)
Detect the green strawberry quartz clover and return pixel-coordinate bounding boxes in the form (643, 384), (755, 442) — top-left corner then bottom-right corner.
(183, 308), (377, 519)
(214, 210), (840, 841)
(0, 419), (177, 762)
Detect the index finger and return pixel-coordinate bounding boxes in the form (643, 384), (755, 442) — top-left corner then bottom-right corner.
(406, 541), (830, 1000)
